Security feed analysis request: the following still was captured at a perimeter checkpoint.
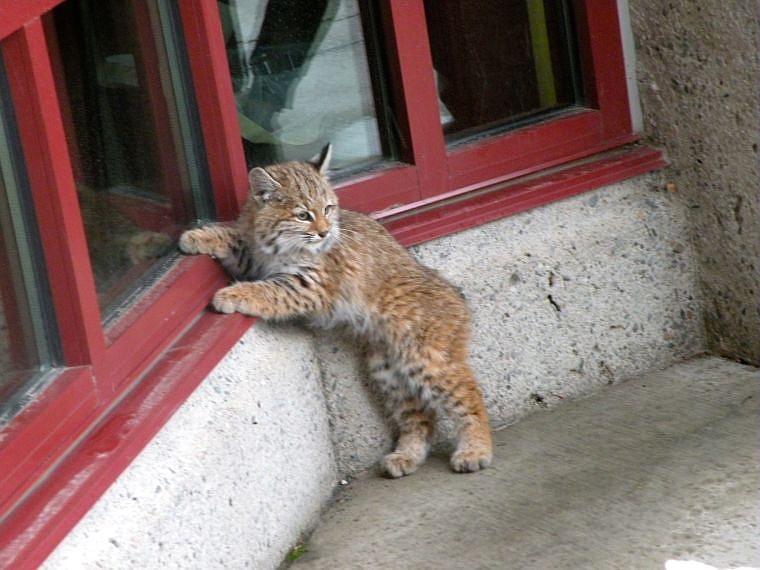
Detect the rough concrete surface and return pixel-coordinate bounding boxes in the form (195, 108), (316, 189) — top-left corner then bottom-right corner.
(317, 174), (706, 476)
(293, 357), (760, 570)
(630, 0), (760, 364)
(43, 324), (337, 570)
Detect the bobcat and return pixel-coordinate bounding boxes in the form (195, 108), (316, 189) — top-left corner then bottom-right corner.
(179, 146), (492, 477)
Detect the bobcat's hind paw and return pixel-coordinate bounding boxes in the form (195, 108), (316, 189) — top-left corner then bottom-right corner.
(381, 451), (425, 478)
(450, 447), (492, 473)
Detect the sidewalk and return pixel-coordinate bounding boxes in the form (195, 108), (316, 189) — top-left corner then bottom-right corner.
(291, 357), (760, 570)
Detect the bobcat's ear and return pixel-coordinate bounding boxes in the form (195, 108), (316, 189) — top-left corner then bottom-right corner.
(248, 167), (282, 203)
(308, 143), (332, 175)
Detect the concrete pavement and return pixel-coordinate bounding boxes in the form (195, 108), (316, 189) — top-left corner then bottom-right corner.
(291, 357), (760, 570)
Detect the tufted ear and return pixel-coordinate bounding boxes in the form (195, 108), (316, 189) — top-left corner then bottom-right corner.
(248, 167), (282, 203)
(308, 143), (332, 175)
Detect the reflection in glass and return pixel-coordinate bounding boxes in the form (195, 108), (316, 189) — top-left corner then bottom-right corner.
(424, 0), (583, 142)
(219, 0), (389, 171)
(0, 61), (58, 425)
(49, 0), (212, 319)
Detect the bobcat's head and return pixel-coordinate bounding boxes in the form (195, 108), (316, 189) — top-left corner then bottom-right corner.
(244, 144), (339, 256)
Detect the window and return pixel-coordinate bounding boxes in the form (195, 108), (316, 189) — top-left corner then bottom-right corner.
(0, 1), (660, 567)
(49, 0), (213, 318)
(424, 0), (583, 142)
(0, 59), (59, 426)
(219, 0), (394, 173)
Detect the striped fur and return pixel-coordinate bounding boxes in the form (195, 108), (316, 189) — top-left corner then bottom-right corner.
(179, 154), (492, 476)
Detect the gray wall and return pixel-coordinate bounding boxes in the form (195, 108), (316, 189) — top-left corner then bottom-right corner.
(43, 326), (337, 570)
(630, 0), (760, 364)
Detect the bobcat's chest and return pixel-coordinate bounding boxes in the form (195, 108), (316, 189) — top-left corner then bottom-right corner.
(314, 296), (373, 337)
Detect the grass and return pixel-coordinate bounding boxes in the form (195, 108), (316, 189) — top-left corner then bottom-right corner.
(284, 544), (308, 565)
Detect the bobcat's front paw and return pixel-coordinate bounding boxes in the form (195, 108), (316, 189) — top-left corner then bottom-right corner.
(212, 284), (255, 315)
(179, 228), (214, 256)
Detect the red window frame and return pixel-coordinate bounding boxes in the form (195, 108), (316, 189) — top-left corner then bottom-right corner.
(0, 1), (663, 568)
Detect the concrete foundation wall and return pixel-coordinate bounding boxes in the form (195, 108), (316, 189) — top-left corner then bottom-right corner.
(630, 0), (760, 364)
(42, 326), (337, 570)
(44, 173), (705, 568)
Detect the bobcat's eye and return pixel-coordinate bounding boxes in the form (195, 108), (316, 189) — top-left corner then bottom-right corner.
(324, 205), (335, 216)
(296, 211), (312, 221)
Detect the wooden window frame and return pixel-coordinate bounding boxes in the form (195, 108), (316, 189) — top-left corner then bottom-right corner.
(0, 1), (664, 567)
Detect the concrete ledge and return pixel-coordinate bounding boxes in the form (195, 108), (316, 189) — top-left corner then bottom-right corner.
(43, 325), (337, 570)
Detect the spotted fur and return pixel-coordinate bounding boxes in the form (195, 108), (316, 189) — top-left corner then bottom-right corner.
(179, 146), (492, 476)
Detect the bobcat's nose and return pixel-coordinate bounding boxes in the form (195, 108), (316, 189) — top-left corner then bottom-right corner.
(317, 230), (328, 238)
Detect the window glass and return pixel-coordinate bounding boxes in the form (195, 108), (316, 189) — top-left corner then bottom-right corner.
(0, 60), (59, 426)
(49, 0), (213, 320)
(424, 0), (583, 142)
(219, 0), (391, 172)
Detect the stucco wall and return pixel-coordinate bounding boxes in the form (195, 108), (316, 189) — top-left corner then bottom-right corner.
(630, 0), (760, 364)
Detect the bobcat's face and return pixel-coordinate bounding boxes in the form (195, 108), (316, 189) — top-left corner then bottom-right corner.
(289, 199), (340, 253)
(246, 159), (340, 256)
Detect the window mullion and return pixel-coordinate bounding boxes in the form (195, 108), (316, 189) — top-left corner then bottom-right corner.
(2, 20), (107, 373)
(382, 0), (447, 199)
(177, 0), (249, 221)
(572, 0), (632, 136)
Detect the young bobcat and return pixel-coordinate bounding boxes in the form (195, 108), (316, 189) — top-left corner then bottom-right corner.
(179, 146), (492, 476)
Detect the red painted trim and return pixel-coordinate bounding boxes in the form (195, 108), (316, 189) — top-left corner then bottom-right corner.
(102, 256), (228, 390)
(2, 22), (105, 368)
(41, 14), (82, 182)
(446, 113), (639, 194)
(0, 0), (65, 41)
(576, 0), (632, 137)
(0, 366), (96, 518)
(383, 145), (666, 247)
(334, 164), (419, 213)
(382, 0), (444, 199)
(178, 0), (249, 220)
(0, 312), (252, 570)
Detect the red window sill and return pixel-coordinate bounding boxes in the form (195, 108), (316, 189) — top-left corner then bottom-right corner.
(380, 144), (667, 246)
(0, 143), (665, 569)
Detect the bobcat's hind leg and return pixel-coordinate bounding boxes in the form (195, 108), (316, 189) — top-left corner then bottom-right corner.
(368, 349), (435, 478)
(442, 365), (492, 473)
(382, 402), (435, 478)
(179, 225), (240, 259)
